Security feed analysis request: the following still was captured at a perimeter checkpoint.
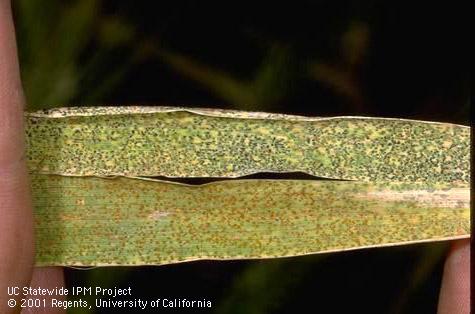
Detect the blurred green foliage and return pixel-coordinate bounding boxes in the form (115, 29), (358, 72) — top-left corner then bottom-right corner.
(13, 0), (467, 313)
(15, 0), (137, 108)
(15, 0), (373, 112)
(152, 44), (295, 111)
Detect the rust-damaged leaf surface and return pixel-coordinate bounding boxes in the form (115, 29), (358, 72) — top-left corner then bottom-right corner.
(25, 106), (470, 266)
(33, 175), (469, 266)
(26, 106), (469, 183)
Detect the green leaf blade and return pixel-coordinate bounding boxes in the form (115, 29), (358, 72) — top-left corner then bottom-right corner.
(33, 175), (469, 266)
(26, 107), (470, 183)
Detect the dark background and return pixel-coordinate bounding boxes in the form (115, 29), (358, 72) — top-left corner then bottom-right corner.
(13, 1), (470, 313)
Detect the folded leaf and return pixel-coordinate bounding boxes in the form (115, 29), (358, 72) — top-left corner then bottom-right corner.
(26, 106), (470, 183)
(33, 174), (469, 266)
(27, 106), (470, 266)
